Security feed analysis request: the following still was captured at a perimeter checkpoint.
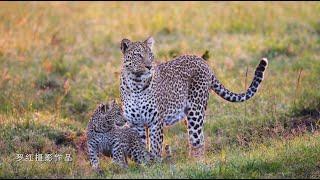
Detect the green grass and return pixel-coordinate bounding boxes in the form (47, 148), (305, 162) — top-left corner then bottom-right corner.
(0, 1), (320, 178)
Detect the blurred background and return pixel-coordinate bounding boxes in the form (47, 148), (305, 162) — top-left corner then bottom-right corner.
(0, 2), (319, 178)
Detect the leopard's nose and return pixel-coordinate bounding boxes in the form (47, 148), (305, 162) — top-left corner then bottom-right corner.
(145, 65), (152, 70)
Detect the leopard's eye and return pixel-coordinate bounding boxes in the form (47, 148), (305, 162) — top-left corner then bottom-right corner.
(137, 54), (143, 59)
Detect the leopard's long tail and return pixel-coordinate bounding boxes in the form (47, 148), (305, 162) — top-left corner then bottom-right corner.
(210, 58), (268, 102)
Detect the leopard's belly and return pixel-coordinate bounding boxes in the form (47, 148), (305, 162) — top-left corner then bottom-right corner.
(163, 106), (189, 126)
(123, 91), (189, 127)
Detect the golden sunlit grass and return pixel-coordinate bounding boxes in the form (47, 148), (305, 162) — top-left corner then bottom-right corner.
(0, 1), (320, 178)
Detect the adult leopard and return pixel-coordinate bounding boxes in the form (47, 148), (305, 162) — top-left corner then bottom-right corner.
(119, 37), (268, 159)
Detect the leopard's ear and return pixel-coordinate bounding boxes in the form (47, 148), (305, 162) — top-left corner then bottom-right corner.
(104, 103), (109, 112)
(144, 36), (154, 50)
(98, 103), (108, 113)
(120, 38), (131, 54)
(110, 99), (116, 107)
(107, 99), (116, 111)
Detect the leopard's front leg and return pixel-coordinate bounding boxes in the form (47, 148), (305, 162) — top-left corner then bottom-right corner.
(87, 139), (102, 173)
(149, 121), (164, 162)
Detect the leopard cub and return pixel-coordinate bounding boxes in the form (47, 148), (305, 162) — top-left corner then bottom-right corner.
(86, 100), (152, 172)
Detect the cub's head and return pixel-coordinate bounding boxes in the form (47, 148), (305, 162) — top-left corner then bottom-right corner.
(105, 100), (127, 127)
(91, 100), (127, 132)
(120, 37), (155, 76)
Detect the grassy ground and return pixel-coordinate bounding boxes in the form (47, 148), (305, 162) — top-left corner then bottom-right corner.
(0, 2), (320, 178)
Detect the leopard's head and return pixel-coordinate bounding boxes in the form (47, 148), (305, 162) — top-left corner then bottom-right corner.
(92, 100), (127, 132)
(106, 100), (127, 127)
(120, 37), (155, 76)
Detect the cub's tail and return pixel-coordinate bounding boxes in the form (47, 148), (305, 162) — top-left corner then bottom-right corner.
(211, 58), (268, 102)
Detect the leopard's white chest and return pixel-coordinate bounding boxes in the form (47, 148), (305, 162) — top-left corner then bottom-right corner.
(122, 89), (157, 127)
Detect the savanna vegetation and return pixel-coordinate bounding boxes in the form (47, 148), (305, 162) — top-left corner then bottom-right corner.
(0, 2), (319, 178)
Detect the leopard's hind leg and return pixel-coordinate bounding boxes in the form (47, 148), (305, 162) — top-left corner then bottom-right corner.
(186, 78), (210, 158)
(111, 142), (128, 168)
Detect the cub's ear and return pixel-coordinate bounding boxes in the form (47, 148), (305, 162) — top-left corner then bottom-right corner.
(144, 36), (154, 50)
(100, 103), (108, 113)
(120, 38), (131, 54)
(110, 99), (116, 106)
(108, 99), (118, 110)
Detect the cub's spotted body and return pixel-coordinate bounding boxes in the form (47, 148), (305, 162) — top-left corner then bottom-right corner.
(86, 100), (151, 171)
(119, 37), (268, 159)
